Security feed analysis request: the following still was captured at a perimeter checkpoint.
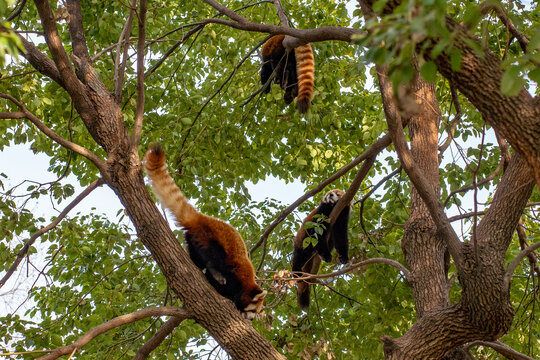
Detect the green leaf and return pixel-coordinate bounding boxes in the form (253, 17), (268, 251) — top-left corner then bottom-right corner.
(500, 66), (525, 96)
(420, 61), (437, 83)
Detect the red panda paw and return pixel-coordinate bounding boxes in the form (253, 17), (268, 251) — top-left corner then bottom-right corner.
(241, 290), (267, 320)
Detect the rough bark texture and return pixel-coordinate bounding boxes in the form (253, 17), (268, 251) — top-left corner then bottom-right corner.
(400, 74), (448, 319)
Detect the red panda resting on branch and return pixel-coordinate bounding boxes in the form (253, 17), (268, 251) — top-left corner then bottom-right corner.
(292, 189), (351, 309)
(144, 145), (266, 320)
(260, 34), (315, 113)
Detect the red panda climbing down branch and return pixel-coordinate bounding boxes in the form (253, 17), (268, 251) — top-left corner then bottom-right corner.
(144, 145), (266, 320)
(260, 34), (315, 113)
(292, 189), (351, 309)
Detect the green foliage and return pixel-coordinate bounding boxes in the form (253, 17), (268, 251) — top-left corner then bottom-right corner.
(1, 0), (539, 359)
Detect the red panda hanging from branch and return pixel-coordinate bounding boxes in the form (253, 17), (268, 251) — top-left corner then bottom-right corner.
(144, 145), (266, 320)
(260, 34), (315, 113)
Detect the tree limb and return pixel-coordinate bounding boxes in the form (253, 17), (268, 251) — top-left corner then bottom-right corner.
(504, 240), (540, 291)
(36, 307), (190, 360)
(0, 179), (104, 289)
(465, 340), (536, 360)
(0, 93), (106, 172)
(133, 316), (185, 360)
(66, 0), (91, 63)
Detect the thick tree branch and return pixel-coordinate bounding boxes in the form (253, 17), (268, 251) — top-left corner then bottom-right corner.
(504, 240), (540, 291)
(376, 66), (464, 268)
(250, 132), (394, 256)
(0, 93), (106, 171)
(33, 0), (83, 93)
(36, 307), (190, 360)
(66, 0), (91, 63)
(198, 16), (357, 43)
(476, 153), (535, 252)
(130, 0), (147, 152)
(133, 316), (185, 360)
(0, 179), (104, 289)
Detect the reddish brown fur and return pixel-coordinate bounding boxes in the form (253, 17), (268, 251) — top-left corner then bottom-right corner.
(261, 35), (315, 113)
(144, 145), (265, 318)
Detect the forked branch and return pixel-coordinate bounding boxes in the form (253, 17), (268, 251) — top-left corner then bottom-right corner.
(133, 316), (185, 360)
(36, 307), (190, 360)
(130, 0), (147, 151)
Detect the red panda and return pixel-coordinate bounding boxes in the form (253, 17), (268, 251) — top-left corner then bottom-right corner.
(260, 34), (315, 113)
(292, 189), (351, 309)
(143, 144), (266, 319)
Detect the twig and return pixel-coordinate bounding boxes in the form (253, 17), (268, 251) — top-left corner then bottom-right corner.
(7, 0), (28, 21)
(0, 179), (104, 289)
(36, 307), (190, 360)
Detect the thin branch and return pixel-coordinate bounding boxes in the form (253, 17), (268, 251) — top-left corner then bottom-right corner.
(36, 307), (190, 360)
(479, 4), (530, 54)
(7, 0), (28, 21)
(133, 316), (185, 360)
(273, 0), (289, 27)
(443, 154), (505, 207)
(114, 0), (137, 101)
(291, 257), (411, 282)
(250, 132), (394, 255)
(130, 0), (147, 152)
(448, 211), (486, 223)
(0, 179), (104, 289)
(0, 93), (106, 172)
(438, 82), (462, 156)
(144, 24), (205, 77)
(178, 35), (268, 157)
(517, 219), (540, 278)
(465, 340), (536, 360)
(376, 65), (464, 268)
(203, 0), (249, 23)
(504, 240), (540, 291)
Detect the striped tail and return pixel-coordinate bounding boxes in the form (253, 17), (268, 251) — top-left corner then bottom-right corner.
(143, 144), (198, 226)
(294, 43), (315, 114)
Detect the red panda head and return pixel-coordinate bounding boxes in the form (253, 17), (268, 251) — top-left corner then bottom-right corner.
(322, 189), (345, 205)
